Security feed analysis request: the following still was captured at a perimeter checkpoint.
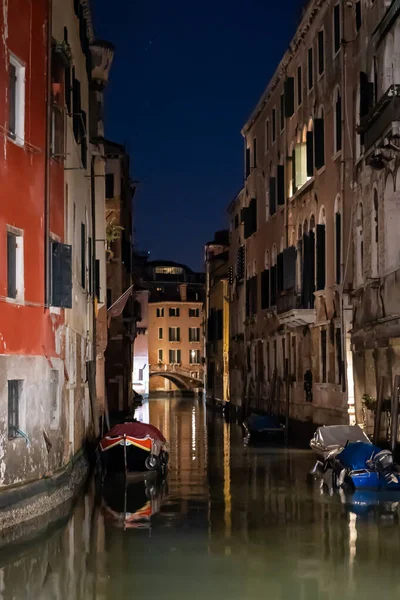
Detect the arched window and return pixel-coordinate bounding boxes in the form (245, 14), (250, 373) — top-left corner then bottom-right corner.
(271, 244), (277, 306)
(383, 33), (394, 94)
(385, 173), (400, 272)
(316, 207), (326, 290)
(302, 215), (315, 308)
(315, 107), (325, 169)
(264, 249), (270, 270)
(334, 195), (342, 285)
(297, 223), (303, 293)
(293, 126), (311, 190)
(334, 87), (342, 153)
(371, 189), (379, 277)
(356, 202), (364, 285)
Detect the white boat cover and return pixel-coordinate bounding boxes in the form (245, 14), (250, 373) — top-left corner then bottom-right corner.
(313, 425), (370, 448)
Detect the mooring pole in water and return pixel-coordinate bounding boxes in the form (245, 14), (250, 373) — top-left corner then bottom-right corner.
(391, 375), (400, 453)
(285, 358), (290, 447)
(373, 377), (384, 446)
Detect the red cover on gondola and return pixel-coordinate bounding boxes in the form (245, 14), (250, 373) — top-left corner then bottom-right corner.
(107, 422), (166, 443)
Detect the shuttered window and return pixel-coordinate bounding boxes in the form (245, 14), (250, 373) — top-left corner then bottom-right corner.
(261, 269), (270, 309)
(8, 380), (22, 439)
(7, 232), (17, 299)
(272, 109), (276, 143)
(308, 48), (313, 90)
(80, 109), (87, 169)
(283, 246), (297, 291)
(335, 213), (341, 284)
(88, 237), (93, 295)
(277, 253), (284, 294)
(253, 138), (257, 168)
(271, 265), (277, 306)
(297, 66), (302, 107)
(277, 165), (285, 206)
(316, 224), (326, 291)
(301, 232), (315, 309)
(245, 147), (251, 178)
(72, 75), (81, 142)
(105, 173), (114, 199)
(335, 93), (342, 152)
(284, 77), (295, 118)
(355, 1), (362, 31)
(318, 30), (325, 75)
(314, 118), (325, 170)
(51, 242), (72, 308)
(333, 4), (341, 54)
(81, 223), (86, 289)
(270, 177), (276, 216)
(237, 246), (245, 280)
(95, 259), (100, 299)
(360, 72), (374, 118)
(306, 132), (314, 176)
(280, 94), (285, 130)
(9, 63), (17, 138)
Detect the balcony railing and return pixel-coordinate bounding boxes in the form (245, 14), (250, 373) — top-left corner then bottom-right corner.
(359, 85), (400, 153)
(276, 291), (301, 314)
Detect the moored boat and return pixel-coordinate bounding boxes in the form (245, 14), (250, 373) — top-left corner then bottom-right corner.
(310, 424), (400, 492)
(99, 420), (169, 475)
(243, 414), (285, 442)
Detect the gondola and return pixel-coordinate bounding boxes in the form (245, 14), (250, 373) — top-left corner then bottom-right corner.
(310, 424), (400, 492)
(99, 420), (169, 475)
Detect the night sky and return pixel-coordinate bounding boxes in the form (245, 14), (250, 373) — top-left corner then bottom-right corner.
(93, 0), (305, 271)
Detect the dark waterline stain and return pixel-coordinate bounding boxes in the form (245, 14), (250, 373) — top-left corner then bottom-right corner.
(2, 396), (400, 599)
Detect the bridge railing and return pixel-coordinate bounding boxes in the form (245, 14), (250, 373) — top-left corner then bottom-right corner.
(149, 363), (204, 381)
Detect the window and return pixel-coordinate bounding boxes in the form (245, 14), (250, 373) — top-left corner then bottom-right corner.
(88, 237), (93, 295)
(333, 4), (341, 55)
(335, 328), (343, 386)
(7, 228), (24, 301)
(356, 203), (364, 285)
(189, 327), (200, 342)
(234, 214), (239, 229)
(294, 126), (311, 189)
(308, 47), (313, 91)
(51, 242), (72, 308)
(169, 327), (180, 342)
(169, 307), (180, 317)
(51, 104), (65, 158)
(269, 176), (276, 216)
(8, 380), (22, 439)
(107, 289), (112, 308)
(245, 146), (251, 178)
(291, 336), (297, 381)
(284, 77), (295, 118)
(314, 109), (325, 170)
(154, 266), (184, 275)
(169, 349), (181, 364)
(334, 88), (342, 153)
(190, 350), (201, 364)
(81, 223), (86, 289)
(320, 330), (327, 383)
(253, 137), (257, 168)
(272, 108), (276, 143)
(316, 208), (326, 291)
(158, 349), (163, 362)
(271, 245), (277, 306)
(355, 1), (361, 32)
(265, 120), (270, 153)
(297, 65), (302, 107)
(371, 189), (379, 277)
(335, 209), (342, 285)
(9, 55), (25, 145)
(50, 370), (60, 430)
(280, 94), (285, 131)
(158, 327), (163, 340)
(189, 308), (200, 318)
(318, 30), (325, 76)
(105, 173), (114, 199)
(156, 307), (164, 317)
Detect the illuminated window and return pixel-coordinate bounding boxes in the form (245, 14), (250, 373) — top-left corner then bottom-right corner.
(154, 266), (184, 275)
(190, 350), (201, 364)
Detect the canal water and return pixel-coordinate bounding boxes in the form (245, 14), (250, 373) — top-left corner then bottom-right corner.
(2, 396), (400, 599)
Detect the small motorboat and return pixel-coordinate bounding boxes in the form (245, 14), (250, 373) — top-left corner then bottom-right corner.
(99, 420), (169, 476)
(243, 414), (285, 442)
(339, 489), (400, 521)
(310, 424), (400, 492)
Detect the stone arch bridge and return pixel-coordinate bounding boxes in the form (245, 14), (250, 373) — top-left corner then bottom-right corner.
(149, 364), (204, 391)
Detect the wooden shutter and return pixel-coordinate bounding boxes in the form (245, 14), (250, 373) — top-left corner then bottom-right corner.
(314, 118), (325, 169)
(334, 4), (341, 54)
(245, 147), (251, 178)
(308, 47), (313, 90)
(95, 259), (100, 299)
(360, 71), (374, 117)
(318, 30), (324, 75)
(280, 94), (285, 130)
(261, 269), (270, 309)
(297, 66), (302, 106)
(51, 242), (72, 308)
(336, 94), (342, 152)
(306, 131), (314, 176)
(81, 223), (86, 289)
(284, 77), (295, 118)
(277, 165), (285, 206)
(336, 213), (341, 284)
(283, 246), (297, 291)
(309, 230), (315, 307)
(7, 233), (17, 299)
(269, 177), (276, 215)
(177, 327), (181, 342)
(80, 110), (87, 169)
(316, 224), (326, 290)
(277, 253), (284, 293)
(271, 265), (277, 306)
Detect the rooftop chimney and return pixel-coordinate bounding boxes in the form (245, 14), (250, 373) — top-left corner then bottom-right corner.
(180, 284), (187, 302)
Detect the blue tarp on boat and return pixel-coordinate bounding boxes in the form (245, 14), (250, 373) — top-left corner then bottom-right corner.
(337, 442), (380, 470)
(246, 414), (282, 432)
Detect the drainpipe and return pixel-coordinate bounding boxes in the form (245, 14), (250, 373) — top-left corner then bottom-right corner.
(44, 0), (52, 306)
(340, 0), (356, 424)
(91, 155), (98, 436)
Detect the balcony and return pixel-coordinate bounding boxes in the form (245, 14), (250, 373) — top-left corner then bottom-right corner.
(276, 291), (315, 328)
(359, 85), (400, 156)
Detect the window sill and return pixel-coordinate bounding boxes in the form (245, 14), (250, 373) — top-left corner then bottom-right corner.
(316, 165), (326, 176)
(5, 296), (24, 305)
(189, 341), (201, 344)
(7, 134), (25, 149)
(169, 341), (181, 344)
(318, 71), (325, 82)
(332, 150), (342, 162)
(294, 176), (315, 199)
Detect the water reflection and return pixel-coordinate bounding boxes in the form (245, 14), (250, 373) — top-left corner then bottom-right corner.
(3, 397), (400, 599)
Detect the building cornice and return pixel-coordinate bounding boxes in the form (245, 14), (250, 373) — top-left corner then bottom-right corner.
(241, 0), (325, 136)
